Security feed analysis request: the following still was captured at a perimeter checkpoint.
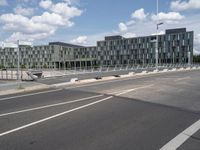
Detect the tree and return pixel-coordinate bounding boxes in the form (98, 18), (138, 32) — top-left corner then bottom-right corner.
(0, 64), (5, 69)
(21, 64), (26, 69)
(43, 64), (48, 69)
(193, 55), (200, 63)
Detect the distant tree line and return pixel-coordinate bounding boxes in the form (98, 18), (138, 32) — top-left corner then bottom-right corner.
(193, 55), (200, 63)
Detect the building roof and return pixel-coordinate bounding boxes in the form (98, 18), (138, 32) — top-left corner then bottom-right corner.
(165, 28), (186, 34)
(49, 42), (85, 48)
(105, 35), (123, 41)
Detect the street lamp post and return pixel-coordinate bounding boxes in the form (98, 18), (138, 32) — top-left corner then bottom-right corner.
(155, 0), (163, 70)
(17, 40), (20, 80)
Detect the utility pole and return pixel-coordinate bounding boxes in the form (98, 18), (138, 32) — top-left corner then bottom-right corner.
(17, 40), (20, 80)
(156, 0), (158, 70)
(156, 0), (163, 70)
(188, 51), (191, 66)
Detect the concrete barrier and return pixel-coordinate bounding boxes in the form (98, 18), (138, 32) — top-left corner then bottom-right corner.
(141, 70), (148, 74)
(136, 70), (148, 76)
(161, 69), (168, 72)
(192, 67), (197, 69)
(79, 78), (96, 83)
(128, 72), (135, 76)
(102, 76), (116, 80)
(185, 67), (191, 70)
(70, 78), (78, 83)
(171, 68), (177, 71)
(152, 69), (159, 73)
(179, 68), (184, 71)
(120, 74), (131, 78)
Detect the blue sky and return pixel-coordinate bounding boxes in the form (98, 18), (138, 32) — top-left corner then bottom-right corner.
(0, 0), (200, 54)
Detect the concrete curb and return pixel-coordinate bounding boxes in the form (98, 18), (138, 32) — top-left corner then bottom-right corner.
(1, 67), (200, 96)
(0, 84), (51, 96)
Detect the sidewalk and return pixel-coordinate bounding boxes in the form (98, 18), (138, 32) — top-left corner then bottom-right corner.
(0, 81), (51, 96)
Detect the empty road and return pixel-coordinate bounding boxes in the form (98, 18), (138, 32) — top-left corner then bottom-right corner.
(0, 70), (200, 150)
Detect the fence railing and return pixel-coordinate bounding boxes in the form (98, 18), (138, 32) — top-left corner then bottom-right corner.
(1, 63), (200, 80)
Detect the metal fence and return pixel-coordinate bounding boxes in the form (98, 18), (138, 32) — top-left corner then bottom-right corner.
(0, 69), (28, 80)
(1, 63), (200, 80)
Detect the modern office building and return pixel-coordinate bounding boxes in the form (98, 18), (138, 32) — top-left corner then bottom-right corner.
(0, 28), (194, 69)
(0, 42), (97, 69)
(96, 28), (193, 66)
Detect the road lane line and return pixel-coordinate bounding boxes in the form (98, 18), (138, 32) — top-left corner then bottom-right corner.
(0, 89), (62, 102)
(107, 90), (126, 95)
(0, 95), (103, 117)
(0, 96), (113, 137)
(174, 76), (191, 82)
(115, 84), (154, 96)
(107, 85), (153, 95)
(160, 119), (200, 150)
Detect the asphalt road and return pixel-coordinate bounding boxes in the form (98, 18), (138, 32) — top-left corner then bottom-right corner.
(0, 70), (200, 150)
(37, 67), (157, 85)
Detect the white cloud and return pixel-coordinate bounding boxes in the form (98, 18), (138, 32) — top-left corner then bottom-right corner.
(0, 0), (83, 42)
(151, 30), (165, 36)
(194, 49), (200, 55)
(0, 0), (7, 6)
(6, 32), (55, 42)
(195, 34), (200, 44)
(14, 6), (34, 16)
(126, 20), (135, 26)
(0, 13), (55, 34)
(123, 32), (136, 38)
(32, 12), (73, 27)
(82, 32), (112, 46)
(70, 36), (87, 44)
(63, 0), (72, 5)
(171, 0), (200, 11)
(194, 34), (200, 54)
(151, 12), (184, 23)
(118, 22), (128, 32)
(131, 8), (148, 20)
(116, 9), (147, 37)
(39, 0), (52, 9)
(39, 0), (82, 19)
(63, 0), (80, 6)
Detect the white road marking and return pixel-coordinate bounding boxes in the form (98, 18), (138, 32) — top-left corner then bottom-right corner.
(0, 96), (113, 137)
(174, 76), (191, 82)
(160, 119), (200, 150)
(107, 90), (126, 95)
(0, 95), (103, 117)
(0, 85), (150, 137)
(0, 89), (62, 102)
(107, 85), (153, 95)
(115, 84), (154, 96)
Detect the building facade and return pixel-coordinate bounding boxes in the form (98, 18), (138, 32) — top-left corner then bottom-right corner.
(0, 28), (194, 69)
(0, 42), (97, 69)
(96, 28), (193, 66)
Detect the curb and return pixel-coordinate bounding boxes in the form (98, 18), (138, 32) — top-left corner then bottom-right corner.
(1, 67), (200, 96)
(0, 84), (51, 96)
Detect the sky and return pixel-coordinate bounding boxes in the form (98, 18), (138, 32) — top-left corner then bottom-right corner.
(0, 0), (200, 54)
